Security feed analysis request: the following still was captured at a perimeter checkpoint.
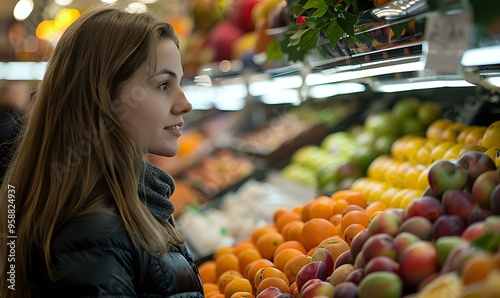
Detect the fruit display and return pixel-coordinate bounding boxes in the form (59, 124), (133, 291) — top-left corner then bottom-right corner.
(183, 150), (255, 199)
(193, 114), (500, 298)
(282, 97), (443, 194)
(178, 179), (310, 258)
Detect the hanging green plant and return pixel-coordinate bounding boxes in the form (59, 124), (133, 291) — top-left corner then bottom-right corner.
(272, 0), (376, 62)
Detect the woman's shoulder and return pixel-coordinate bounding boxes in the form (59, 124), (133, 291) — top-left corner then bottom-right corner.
(52, 211), (132, 252)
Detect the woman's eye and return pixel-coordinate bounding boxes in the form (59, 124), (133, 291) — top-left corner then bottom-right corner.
(159, 81), (169, 92)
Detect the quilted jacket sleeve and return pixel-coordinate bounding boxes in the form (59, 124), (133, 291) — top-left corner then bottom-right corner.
(46, 213), (138, 297)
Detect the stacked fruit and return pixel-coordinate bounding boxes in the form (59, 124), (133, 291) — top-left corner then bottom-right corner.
(351, 119), (500, 209)
(281, 98), (443, 193)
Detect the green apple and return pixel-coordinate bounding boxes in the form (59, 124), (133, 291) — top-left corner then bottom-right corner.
(400, 117), (426, 136)
(364, 111), (400, 137)
(374, 134), (399, 155)
(417, 101), (443, 126)
(391, 97), (421, 120)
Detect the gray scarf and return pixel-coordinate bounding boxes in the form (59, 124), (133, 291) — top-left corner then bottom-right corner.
(138, 161), (176, 222)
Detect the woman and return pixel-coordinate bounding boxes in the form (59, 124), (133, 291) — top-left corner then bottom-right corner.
(0, 7), (203, 297)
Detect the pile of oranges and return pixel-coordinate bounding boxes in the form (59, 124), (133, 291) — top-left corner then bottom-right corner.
(198, 190), (387, 298)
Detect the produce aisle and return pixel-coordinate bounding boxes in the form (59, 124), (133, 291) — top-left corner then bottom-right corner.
(2, 0), (500, 297)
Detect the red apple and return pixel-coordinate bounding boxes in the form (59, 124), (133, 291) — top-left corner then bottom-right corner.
(256, 286), (282, 298)
(301, 281), (335, 298)
(394, 232), (420, 261)
(206, 21), (244, 61)
(404, 195), (444, 222)
(398, 216), (433, 240)
(471, 170), (500, 208)
(432, 214), (467, 240)
(333, 282), (358, 298)
(362, 233), (397, 263)
(334, 250), (353, 270)
(490, 184), (500, 215)
(442, 189), (478, 222)
(345, 268), (365, 285)
(364, 256), (399, 275)
(312, 247), (335, 276)
(428, 160), (468, 193)
(440, 241), (471, 274)
(366, 211), (401, 237)
(467, 207), (491, 225)
(350, 229), (367, 262)
(358, 272), (403, 298)
(296, 261), (328, 293)
(329, 264), (354, 286)
(398, 241), (439, 289)
(456, 151), (497, 187)
(462, 221), (485, 241)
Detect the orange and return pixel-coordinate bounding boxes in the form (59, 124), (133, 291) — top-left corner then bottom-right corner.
(199, 260), (217, 283)
(301, 218), (337, 250)
(441, 122), (466, 143)
(273, 248), (305, 272)
(340, 210), (370, 234)
(461, 252), (497, 286)
(306, 246), (318, 257)
(318, 236), (350, 261)
(365, 201), (387, 217)
(293, 287), (300, 298)
(482, 120), (500, 148)
(273, 241), (307, 258)
(275, 211), (302, 233)
(233, 240), (257, 257)
(237, 249), (262, 274)
(216, 253), (240, 277)
(214, 246), (234, 260)
(281, 220), (305, 242)
(308, 198), (335, 220)
(206, 292), (223, 298)
(217, 270), (244, 294)
(251, 225), (278, 245)
(329, 214), (342, 226)
(283, 255), (312, 284)
(343, 224), (365, 246)
(224, 278), (253, 298)
(256, 232), (285, 261)
(291, 204), (303, 215)
(254, 266), (289, 289)
(230, 292), (255, 298)
(203, 283), (219, 296)
(244, 259), (274, 288)
(301, 200), (316, 222)
(289, 282), (297, 296)
(341, 205), (366, 217)
(274, 208), (290, 223)
(332, 199), (349, 215)
(256, 277), (290, 295)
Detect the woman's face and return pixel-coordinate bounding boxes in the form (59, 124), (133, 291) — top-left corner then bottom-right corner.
(116, 38), (192, 157)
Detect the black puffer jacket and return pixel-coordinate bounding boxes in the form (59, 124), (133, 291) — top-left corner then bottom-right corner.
(37, 212), (204, 297)
(34, 162), (204, 297)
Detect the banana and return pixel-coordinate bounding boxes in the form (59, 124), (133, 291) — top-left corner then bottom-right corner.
(414, 272), (462, 298)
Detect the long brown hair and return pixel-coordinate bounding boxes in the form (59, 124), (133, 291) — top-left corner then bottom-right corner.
(0, 7), (185, 297)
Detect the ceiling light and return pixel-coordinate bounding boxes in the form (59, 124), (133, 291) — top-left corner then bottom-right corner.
(13, 0), (34, 21)
(371, 79), (474, 93)
(54, 0), (73, 6)
(308, 82), (366, 99)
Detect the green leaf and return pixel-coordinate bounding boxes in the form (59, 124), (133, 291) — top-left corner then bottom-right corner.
(472, 231), (500, 252)
(337, 11), (356, 36)
(266, 40), (286, 61)
(288, 29), (308, 46)
(280, 31), (308, 62)
(304, 0), (328, 10)
(311, 5), (329, 18)
(390, 23), (407, 40)
(297, 28), (321, 51)
(293, 3), (305, 16)
(306, 16), (330, 29)
(325, 20), (345, 47)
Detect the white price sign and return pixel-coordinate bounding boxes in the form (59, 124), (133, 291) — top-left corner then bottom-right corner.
(423, 11), (472, 74)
